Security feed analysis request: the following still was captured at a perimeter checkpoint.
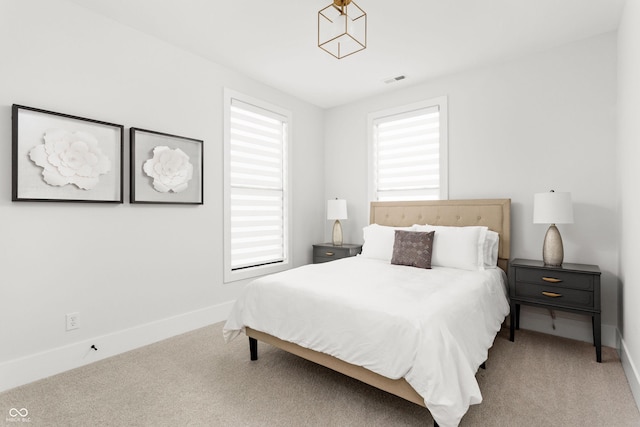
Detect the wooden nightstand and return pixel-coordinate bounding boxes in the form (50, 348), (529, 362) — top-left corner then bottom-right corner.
(509, 258), (602, 362)
(312, 243), (362, 264)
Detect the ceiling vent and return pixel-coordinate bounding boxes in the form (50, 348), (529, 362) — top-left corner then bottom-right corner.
(383, 75), (406, 84)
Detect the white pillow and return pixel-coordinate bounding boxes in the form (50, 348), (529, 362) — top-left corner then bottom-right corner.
(361, 224), (415, 262)
(413, 224), (488, 271)
(484, 230), (500, 268)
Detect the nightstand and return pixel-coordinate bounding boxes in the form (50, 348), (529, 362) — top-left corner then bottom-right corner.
(509, 258), (602, 362)
(312, 243), (362, 264)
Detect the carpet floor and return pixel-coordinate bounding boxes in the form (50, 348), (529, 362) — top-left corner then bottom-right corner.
(1, 323), (638, 426)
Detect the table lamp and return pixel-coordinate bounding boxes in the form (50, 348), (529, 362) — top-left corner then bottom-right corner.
(533, 190), (573, 266)
(327, 199), (348, 246)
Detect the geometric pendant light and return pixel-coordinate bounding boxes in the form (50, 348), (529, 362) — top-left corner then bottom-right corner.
(318, 0), (367, 59)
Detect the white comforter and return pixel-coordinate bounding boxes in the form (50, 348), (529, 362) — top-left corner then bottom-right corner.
(223, 256), (509, 427)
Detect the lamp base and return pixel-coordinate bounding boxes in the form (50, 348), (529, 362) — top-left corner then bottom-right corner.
(332, 220), (343, 246)
(542, 224), (564, 266)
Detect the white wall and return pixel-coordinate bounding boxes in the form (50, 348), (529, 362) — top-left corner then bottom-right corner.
(325, 33), (619, 346)
(0, 0), (325, 391)
(618, 0), (640, 408)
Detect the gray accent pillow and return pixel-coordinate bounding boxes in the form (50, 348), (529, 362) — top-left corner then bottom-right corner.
(390, 230), (435, 269)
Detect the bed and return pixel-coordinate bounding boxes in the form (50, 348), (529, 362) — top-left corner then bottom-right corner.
(224, 199), (511, 427)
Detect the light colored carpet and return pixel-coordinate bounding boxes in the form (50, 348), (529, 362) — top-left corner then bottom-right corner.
(1, 323), (638, 426)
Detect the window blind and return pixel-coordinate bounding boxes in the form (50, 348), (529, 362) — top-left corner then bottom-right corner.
(373, 105), (441, 201)
(229, 99), (288, 270)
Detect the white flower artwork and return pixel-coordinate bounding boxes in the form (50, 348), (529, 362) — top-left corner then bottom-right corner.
(143, 146), (194, 193)
(28, 129), (111, 190)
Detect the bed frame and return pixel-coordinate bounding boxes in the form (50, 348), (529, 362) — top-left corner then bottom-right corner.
(246, 199), (511, 424)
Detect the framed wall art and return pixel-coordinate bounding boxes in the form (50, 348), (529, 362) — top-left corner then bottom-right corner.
(12, 104), (124, 203)
(130, 127), (203, 204)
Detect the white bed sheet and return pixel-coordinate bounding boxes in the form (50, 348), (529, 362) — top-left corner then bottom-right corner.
(223, 256), (509, 427)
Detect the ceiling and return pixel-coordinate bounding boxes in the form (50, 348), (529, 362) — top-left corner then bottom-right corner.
(69, 0), (625, 109)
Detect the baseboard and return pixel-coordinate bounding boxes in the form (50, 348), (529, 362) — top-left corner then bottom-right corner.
(0, 301), (234, 393)
(517, 306), (616, 348)
(618, 329), (640, 411)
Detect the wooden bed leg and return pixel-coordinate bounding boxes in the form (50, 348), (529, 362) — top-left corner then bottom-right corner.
(249, 337), (258, 361)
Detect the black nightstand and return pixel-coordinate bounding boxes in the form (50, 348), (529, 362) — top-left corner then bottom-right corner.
(509, 258), (602, 362)
(312, 243), (362, 264)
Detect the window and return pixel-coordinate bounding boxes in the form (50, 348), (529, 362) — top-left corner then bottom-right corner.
(368, 97), (448, 201)
(224, 89), (291, 282)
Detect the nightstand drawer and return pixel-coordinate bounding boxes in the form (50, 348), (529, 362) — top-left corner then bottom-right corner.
(312, 243), (362, 264)
(514, 281), (594, 310)
(516, 268), (593, 291)
(313, 246), (350, 259)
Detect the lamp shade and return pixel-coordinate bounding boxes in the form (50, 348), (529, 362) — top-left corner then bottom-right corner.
(327, 199), (348, 220)
(533, 191), (573, 224)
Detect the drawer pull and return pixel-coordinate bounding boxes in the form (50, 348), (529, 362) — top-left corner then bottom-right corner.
(542, 291), (563, 298)
(325, 252), (334, 256)
(542, 277), (562, 283)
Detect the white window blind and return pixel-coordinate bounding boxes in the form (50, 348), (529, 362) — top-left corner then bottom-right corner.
(225, 95), (289, 278)
(370, 98), (447, 201)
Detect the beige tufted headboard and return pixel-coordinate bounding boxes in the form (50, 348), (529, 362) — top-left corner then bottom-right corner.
(370, 199), (511, 272)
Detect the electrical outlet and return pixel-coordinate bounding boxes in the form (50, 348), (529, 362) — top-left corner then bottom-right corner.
(66, 312), (79, 331)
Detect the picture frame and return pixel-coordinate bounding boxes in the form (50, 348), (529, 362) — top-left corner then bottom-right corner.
(12, 104), (124, 203)
(130, 127), (203, 204)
